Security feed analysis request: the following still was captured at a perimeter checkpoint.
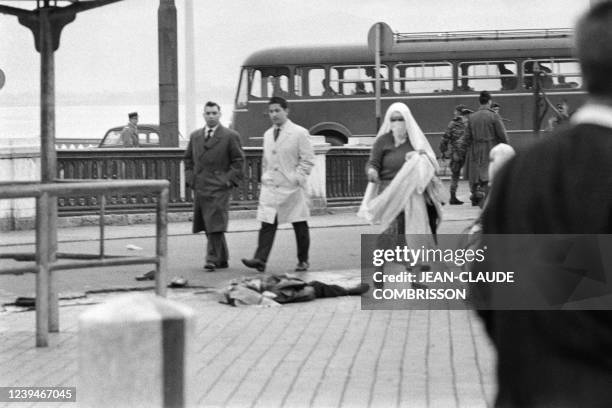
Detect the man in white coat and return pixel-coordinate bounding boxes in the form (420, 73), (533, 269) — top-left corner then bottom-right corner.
(242, 97), (315, 272)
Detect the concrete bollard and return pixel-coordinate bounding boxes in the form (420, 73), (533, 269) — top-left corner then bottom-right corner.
(78, 294), (195, 408)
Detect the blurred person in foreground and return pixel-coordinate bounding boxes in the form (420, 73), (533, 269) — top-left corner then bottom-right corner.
(474, 2), (612, 406)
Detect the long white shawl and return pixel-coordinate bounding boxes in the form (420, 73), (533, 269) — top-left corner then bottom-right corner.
(358, 102), (443, 236)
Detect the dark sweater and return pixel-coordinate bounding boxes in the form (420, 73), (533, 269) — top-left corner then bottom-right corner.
(366, 132), (414, 181)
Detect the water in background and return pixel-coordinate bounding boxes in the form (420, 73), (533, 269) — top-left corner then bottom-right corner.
(0, 103), (233, 141)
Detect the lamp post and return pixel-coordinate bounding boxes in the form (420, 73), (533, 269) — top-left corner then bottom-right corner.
(158, 0), (179, 147)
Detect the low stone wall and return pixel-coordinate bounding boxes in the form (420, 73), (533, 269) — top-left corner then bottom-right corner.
(0, 138), (40, 230)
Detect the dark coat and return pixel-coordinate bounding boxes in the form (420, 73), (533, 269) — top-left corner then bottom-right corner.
(475, 120), (612, 407)
(184, 125), (244, 233)
(461, 107), (507, 183)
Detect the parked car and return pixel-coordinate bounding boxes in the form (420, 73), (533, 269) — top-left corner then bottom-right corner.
(98, 124), (187, 148)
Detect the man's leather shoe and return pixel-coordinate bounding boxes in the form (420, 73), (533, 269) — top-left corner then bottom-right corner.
(242, 258), (265, 272)
(216, 262), (229, 269)
(295, 261), (309, 272)
(449, 196), (464, 205)
(204, 262), (216, 272)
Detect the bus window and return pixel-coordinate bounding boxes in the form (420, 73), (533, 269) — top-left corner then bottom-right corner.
(309, 68), (325, 96)
(458, 61), (517, 91)
(393, 62), (452, 94)
(266, 75), (290, 98)
(523, 59), (581, 90)
(249, 67), (290, 98)
(294, 67), (326, 97)
(330, 65), (389, 96)
(236, 68), (248, 108)
(250, 69), (263, 98)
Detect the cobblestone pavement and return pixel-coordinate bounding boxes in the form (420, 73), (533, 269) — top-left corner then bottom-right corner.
(0, 288), (496, 408)
(0, 181), (496, 407)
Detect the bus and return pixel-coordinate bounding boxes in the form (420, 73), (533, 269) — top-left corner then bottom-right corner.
(231, 23), (586, 149)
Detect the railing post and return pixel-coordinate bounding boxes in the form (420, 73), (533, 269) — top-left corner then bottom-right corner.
(35, 193), (49, 347)
(99, 194), (105, 258)
(307, 136), (331, 213)
(155, 186), (169, 297)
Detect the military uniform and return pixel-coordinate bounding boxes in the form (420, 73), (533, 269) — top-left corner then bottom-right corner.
(440, 115), (467, 203)
(120, 122), (139, 147)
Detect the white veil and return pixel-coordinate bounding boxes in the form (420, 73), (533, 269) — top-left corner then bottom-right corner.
(377, 102), (439, 172)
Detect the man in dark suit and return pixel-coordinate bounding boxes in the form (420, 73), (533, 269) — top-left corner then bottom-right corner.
(184, 101), (244, 271)
(475, 3), (612, 406)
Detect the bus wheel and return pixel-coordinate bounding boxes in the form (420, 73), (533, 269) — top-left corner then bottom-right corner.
(316, 132), (346, 146)
(324, 135), (344, 146)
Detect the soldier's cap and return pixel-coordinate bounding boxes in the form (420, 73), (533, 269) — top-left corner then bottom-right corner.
(491, 103), (501, 108)
(455, 104), (467, 112)
(461, 108), (473, 115)
(128, 112), (138, 119)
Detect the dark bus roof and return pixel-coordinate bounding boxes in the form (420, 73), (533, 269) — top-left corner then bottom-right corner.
(242, 37), (574, 67)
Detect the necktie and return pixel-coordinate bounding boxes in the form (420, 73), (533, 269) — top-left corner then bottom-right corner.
(274, 127), (280, 141)
(206, 129), (213, 140)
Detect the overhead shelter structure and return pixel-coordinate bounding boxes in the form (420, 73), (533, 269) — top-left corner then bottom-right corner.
(0, 0), (170, 347)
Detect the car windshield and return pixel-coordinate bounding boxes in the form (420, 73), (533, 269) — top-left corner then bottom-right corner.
(100, 130), (122, 147)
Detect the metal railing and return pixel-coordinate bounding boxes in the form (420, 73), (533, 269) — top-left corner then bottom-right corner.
(0, 179), (169, 347)
(56, 147), (263, 214)
(395, 28), (573, 43)
(325, 147), (370, 206)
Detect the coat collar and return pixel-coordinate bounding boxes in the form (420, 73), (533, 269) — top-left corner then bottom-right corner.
(571, 102), (612, 130)
(271, 120), (292, 146)
(200, 125), (223, 150)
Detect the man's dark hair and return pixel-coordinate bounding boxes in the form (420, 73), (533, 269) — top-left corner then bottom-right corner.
(204, 101), (221, 111)
(576, 1), (612, 97)
(479, 91), (491, 105)
(268, 96), (288, 109)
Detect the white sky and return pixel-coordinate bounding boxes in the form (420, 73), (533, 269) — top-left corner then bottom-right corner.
(0, 0), (590, 105)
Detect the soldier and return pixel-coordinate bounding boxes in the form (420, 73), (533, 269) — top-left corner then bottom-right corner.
(461, 91), (508, 207)
(440, 105), (472, 205)
(120, 112), (139, 147)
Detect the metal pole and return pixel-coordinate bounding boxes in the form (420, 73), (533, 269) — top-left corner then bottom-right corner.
(38, 8), (59, 333)
(99, 194), (105, 258)
(533, 64), (542, 138)
(155, 187), (169, 297)
(35, 194), (49, 347)
(158, 0), (179, 147)
(184, 0), (196, 135)
(374, 22), (382, 131)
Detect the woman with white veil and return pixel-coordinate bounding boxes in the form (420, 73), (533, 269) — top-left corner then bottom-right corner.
(358, 102), (444, 287)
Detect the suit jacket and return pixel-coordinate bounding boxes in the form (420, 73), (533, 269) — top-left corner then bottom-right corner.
(256, 119), (314, 224)
(475, 103), (612, 407)
(184, 125), (244, 232)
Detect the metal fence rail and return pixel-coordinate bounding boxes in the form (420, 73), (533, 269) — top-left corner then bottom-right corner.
(325, 147), (370, 206)
(56, 147), (263, 214)
(0, 179), (170, 347)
